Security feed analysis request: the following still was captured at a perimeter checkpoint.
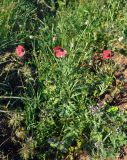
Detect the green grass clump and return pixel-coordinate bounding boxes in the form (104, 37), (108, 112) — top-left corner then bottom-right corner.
(0, 0), (39, 52)
(1, 0), (127, 160)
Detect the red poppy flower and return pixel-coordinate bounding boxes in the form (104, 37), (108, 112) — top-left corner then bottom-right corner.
(16, 45), (25, 58)
(102, 50), (112, 60)
(53, 46), (67, 58)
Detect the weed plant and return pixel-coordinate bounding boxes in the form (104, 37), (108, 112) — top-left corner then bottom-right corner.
(0, 0), (127, 160)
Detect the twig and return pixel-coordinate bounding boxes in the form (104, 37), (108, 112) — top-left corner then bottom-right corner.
(0, 110), (10, 113)
(0, 137), (10, 147)
(0, 96), (31, 100)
